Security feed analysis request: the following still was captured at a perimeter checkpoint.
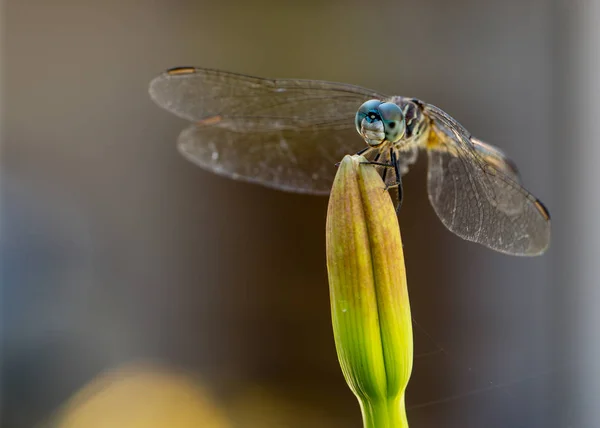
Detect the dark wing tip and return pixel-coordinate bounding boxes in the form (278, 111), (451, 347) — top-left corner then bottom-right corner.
(165, 66), (198, 75)
(534, 198), (551, 221)
(149, 67), (197, 94)
(197, 115), (223, 126)
(149, 67), (198, 110)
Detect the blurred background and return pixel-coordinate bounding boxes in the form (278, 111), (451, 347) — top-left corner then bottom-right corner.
(1, 0), (597, 427)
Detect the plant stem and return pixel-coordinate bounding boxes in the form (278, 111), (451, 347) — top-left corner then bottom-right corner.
(360, 395), (408, 428)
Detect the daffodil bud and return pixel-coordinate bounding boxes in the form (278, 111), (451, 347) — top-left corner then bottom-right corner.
(326, 155), (413, 428)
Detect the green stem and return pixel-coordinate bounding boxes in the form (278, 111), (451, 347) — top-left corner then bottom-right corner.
(360, 395), (408, 428)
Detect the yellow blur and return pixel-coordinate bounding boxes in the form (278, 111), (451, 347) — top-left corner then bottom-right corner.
(52, 363), (229, 428)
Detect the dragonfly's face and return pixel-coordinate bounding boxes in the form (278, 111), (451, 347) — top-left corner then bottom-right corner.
(355, 100), (406, 147)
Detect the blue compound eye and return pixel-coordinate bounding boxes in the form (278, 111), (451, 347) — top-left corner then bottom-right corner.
(355, 100), (383, 134)
(377, 102), (405, 143)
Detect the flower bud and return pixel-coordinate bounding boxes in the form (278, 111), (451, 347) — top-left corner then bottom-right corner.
(326, 155), (413, 427)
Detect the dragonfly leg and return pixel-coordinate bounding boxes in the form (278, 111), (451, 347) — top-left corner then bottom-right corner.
(384, 180), (404, 212)
(335, 146), (371, 167)
(361, 150), (390, 167)
(385, 148), (404, 212)
(355, 146), (370, 156)
(360, 145), (394, 167)
(361, 161), (394, 168)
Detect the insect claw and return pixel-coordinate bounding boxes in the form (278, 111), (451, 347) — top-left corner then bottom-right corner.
(395, 200), (403, 213)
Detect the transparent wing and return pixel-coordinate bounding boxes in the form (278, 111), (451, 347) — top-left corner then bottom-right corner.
(177, 121), (365, 194)
(422, 102), (551, 256)
(149, 67), (384, 130)
(149, 67), (386, 192)
(470, 137), (521, 182)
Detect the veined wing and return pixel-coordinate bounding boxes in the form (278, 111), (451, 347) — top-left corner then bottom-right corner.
(470, 137), (521, 182)
(177, 121), (364, 194)
(149, 67), (386, 193)
(422, 102), (551, 256)
(149, 67), (384, 130)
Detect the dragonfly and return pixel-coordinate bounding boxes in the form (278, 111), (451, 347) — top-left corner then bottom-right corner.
(149, 67), (551, 256)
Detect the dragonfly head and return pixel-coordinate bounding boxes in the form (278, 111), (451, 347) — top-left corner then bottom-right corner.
(355, 100), (406, 147)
